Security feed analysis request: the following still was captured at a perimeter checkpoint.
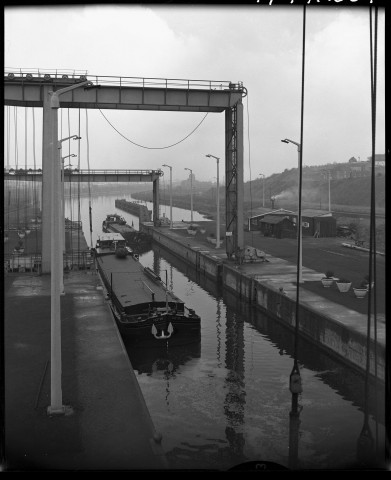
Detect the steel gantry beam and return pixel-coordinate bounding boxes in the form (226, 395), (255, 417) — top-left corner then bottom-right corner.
(4, 71), (244, 112)
(4, 169), (164, 183)
(4, 70), (246, 263)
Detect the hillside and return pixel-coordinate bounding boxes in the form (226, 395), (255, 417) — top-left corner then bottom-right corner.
(132, 168), (385, 215)
(246, 168), (385, 210)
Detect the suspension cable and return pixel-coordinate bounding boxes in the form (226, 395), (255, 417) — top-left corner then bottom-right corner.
(98, 108), (209, 149)
(14, 108), (20, 230)
(369, 5), (379, 457)
(67, 108), (73, 253)
(77, 108), (81, 254)
(86, 109), (93, 248)
(6, 107), (10, 231)
(32, 107), (39, 253)
(358, 5), (379, 466)
(289, 3), (306, 406)
(6, 107), (9, 167)
(24, 108), (28, 229)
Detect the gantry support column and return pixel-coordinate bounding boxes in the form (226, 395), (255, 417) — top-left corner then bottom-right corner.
(224, 101), (244, 258)
(153, 177), (160, 226)
(41, 86), (57, 273)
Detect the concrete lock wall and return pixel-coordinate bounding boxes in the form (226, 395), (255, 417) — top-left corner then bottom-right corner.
(223, 264), (385, 381)
(142, 225), (222, 280)
(140, 224), (384, 382)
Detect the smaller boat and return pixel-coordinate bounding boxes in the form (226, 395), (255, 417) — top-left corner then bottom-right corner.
(102, 213), (151, 252)
(94, 232), (201, 343)
(102, 213), (128, 231)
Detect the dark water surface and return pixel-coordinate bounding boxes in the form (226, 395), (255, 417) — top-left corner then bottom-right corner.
(66, 193), (387, 471)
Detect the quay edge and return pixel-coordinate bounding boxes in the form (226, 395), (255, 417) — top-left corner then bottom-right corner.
(140, 223), (385, 383)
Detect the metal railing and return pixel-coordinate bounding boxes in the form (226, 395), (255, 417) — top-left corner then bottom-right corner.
(5, 167), (164, 176)
(63, 169), (164, 176)
(4, 68), (245, 93)
(4, 250), (94, 273)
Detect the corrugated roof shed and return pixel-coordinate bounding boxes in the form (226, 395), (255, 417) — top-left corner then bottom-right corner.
(259, 215), (291, 225)
(294, 209), (332, 218)
(248, 208), (294, 220)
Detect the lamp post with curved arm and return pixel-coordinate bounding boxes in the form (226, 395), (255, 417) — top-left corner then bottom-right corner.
(281, 138), (303, 284)
(58, 136), (80, 295)
(184, 167), (193, 223)
(48, 81), (90, 416)
(205, 154), (220, 249)
(61, 153), (77, 290)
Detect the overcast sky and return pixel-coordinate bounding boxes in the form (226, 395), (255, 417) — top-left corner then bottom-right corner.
(4, 4), (385, 183)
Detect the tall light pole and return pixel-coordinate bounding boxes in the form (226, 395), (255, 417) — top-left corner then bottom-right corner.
(61, 153), (77, 288)
(162, 164), (173, 229)
(184, 167), (193, 223)
(259, 173), (265, 207)
(58, 136), (80, 295)
(48, 81), (90, 415)
(205, 154), (220, 249)
(281, 139), (303, 284)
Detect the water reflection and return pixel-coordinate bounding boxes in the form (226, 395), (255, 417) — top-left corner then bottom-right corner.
(288, 392), (302, 470)
(66, 190), (388, 470)
(224, 309), (246, 457)
(223, 291), (385, 426)
(152, 243), (222, 298)
(123, 337), (201, 377)
(152, 243), (386, 469)
(216, 299), (222, 368)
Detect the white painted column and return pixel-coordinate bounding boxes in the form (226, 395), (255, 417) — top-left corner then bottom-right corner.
(41, 86), (54, 273)
(48, 101), (64, 414)
(59, 153), (65, 295)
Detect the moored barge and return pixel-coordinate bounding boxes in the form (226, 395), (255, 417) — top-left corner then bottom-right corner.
(102, 213), (151, 251)
(115, 199), (152, 222)
(94, 232), (201, 343)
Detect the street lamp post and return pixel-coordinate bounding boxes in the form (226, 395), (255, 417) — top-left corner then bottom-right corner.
(281, 139), (303, 284)
(58, 136), (81, 295)
(162, 164), (173, 229)
(259, 173), (265, 207)
(48, 81), (90, 415)
(184, 167), (193, 223)
(61, 153), (77, 285)
(205, 154), (220, 249)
